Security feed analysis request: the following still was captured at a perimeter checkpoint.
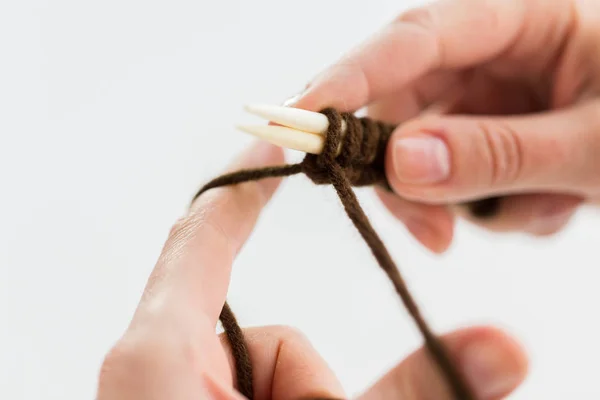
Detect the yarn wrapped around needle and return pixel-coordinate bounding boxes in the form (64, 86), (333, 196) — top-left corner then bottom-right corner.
(192, 105), (482, 399)
(237, 104), (502, 218)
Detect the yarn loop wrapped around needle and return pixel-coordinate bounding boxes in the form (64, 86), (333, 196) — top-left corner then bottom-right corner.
(192, 108), (475, 399)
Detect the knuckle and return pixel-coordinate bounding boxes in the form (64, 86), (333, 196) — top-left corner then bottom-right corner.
(232, 182), (266, 220)
(168, 218), (185, 238)
(101, 336), (163, 371)
(204, 186), (262, 253)
(98, 342), (124, 380)
(168, 215), (200, 241)
(202, 215), (236, 257)
(163, 213), (204, 259)
(477, 120), (524, 186)
(165, 182), (266, 259)
(210, 181), (265, 224)
(98, 339), (154, 391)
(99, 331), (201, 391)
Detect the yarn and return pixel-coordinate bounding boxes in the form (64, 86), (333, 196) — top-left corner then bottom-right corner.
(192, 108), (476, 399)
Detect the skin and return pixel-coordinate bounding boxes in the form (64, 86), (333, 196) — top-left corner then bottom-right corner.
(97, 141), (528, 400)
(292, 0), (600, 253)
(97, 0), (600, 398)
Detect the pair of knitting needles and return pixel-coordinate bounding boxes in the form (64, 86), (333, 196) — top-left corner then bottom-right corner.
(237, 104), (346, 155)
(237, 104), (501, 218)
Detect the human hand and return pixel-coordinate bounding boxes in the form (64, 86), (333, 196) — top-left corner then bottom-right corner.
(96, 141), (527, 399)
(289, 0), (600, 253)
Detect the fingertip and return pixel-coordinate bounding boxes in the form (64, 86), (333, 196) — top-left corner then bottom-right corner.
(358, 324), (528, 400)
(405, 217), (454, 254)
(375, 187), (455, 254)
(452, 326), (529, 399)
(452, 325), (529, 370)
(290, 62), (371, 113)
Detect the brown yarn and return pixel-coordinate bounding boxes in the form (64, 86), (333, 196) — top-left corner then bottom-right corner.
(192, 108), (476, 399)
(219, 303), (254, 398)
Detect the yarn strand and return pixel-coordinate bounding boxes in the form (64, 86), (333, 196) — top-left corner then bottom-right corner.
(219, 302), (254, 398)
(193, 163), (305, 399)
(324, 161), (474, 399)
(192, 163), (303, 203)
(191, 109), (475, 399)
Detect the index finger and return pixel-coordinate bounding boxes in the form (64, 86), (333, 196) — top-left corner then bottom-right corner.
(131, 141), (285, 329)
(294, 0), (530, 112)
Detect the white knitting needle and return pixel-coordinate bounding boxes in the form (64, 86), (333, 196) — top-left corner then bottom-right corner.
(243, 104), (348, 136)
(236, 104), (348, 154)
(235, 124), (325, 154)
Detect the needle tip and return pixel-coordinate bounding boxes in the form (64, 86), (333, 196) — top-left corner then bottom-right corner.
(242, 103), (329, 135)
(244, 103), (266, 111)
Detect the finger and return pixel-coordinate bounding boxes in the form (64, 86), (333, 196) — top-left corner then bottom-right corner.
(357, 326), (528, 400)
(132, 140), (285, 328)
(219, 326), (345, 400)
(385, 99), (600, 204)
(366, 71), (464, 123)
(441, 69), (548, 116)
(454, 192), (583, 236)
(367, 78), (458, 255)
(291, 0), (571, 112)
(376, 187), (454, 254)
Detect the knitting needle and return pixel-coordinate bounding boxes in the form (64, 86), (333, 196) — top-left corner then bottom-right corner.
(234, 124), (325, 154)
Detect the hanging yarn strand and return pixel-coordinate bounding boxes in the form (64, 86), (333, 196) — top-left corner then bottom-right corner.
(219, 303), (254, 397)
(192, 108), (475, 400)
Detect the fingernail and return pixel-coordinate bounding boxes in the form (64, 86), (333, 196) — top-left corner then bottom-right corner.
(282, 83), (311, 107)
(461, 341), (522, 398)
(393, 136), (450, 184)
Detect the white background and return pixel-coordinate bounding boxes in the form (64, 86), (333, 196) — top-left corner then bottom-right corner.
(1, 0), (599, 399)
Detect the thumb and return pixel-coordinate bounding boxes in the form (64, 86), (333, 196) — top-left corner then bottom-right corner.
(385, 99), (600, 203)
(357, 327), (527, 400)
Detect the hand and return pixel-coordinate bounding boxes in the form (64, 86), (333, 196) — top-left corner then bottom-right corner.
(290, 0), (600, 253)
(96, 141), (528, 399)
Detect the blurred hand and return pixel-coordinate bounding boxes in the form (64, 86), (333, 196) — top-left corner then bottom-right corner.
(96, 141), (527, 399)
(290, 0), (600, 253)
